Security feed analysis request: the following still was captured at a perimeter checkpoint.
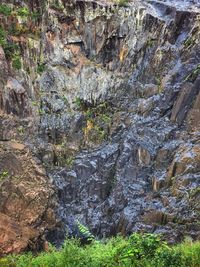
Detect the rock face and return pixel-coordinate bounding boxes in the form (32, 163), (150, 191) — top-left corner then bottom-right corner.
(0, 141), (57, 255)
(0, 0), (200, 253)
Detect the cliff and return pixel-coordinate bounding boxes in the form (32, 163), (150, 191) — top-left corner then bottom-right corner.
(0, 0), (200, 255)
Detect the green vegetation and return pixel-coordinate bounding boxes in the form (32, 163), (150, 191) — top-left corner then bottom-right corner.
(184, 64), (200, 83)
(82, 102), (112, 144)
(12, 53), (22, 70)
(50, 3), (64, 12)
(156, 76), (163, 93)
(77, 221), (95, 243)
(37, 63), (46, 74)
(146, 38), (155, 48)
(16, 7), (29, 17)
(17, 126), (24, 135)
(0, 170), (9, 182)
(65, 156), (75, 169)
(74, 96), (82, 110)
(0, 4), (12, 16)
(189, 186), (200, 198)
(3, 233), (200, 267)
(0, 26), (21, 68)
(0, 3), (39, 20)
(115, 0), (130, 7)
(0, 26), (7, 47)
(31, 11), (41, 19)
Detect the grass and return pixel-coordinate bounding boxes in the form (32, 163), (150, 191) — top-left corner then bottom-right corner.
(2, 233), (200, 267)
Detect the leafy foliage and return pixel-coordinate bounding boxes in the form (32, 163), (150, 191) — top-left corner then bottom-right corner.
(0, 4), (12, 16)
(115, 0), (130, 7)
(16, 7), (29, 17)
(77, 221), (95, 243)
(12, 53), (22, 70)
(0, 26), (7, 47)
(4, 234), (200, 267)
(37, 63), (46, 74)
(0, 170), (9, 181)
(0, 26), (21, 63)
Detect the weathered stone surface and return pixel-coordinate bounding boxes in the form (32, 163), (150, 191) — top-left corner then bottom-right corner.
(187, 90), (200, 132)
(0, 142), (57, 255)
(0, 213), (38, 255)
(0, 0), (200, 252)
(167, 144), (200, 182)
(171, 79), (200, 126)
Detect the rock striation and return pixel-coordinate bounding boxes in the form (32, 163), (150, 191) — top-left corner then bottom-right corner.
(0, 0), (200, 253)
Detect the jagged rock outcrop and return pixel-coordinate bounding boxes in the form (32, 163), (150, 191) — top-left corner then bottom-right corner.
(0, 0), (200, 253)
(0, 141), (57, 255)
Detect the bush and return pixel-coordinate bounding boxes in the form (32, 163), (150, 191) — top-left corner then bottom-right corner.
(37, 63), (46, 74)
(0, 4), (12, 16)
(0, 26), (7, 47)
(4, 43), (20, 58)
(17, 7), (29, 17)
(152, 246), (182, 267)
(5, 234), (200, 267)
(12, 53), (22, 70)
(115, 0), (129, 7)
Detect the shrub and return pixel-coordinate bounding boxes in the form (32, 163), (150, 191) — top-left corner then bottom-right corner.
(0, 4), (12, 16)
(37, 63), (46, 74)
(0, 26), (7, 46)
(152, 246), (183, 267)
(118, 233), (161, 265)
(4, 43), (20, 58)
(12, 53), (22, 70)
(17, 7), (29, 17)
(116, 0), (129, 7)
(77, 221), (95, 243)
(0, 26), (20, 61)
(0, 170), (9, 181)
(6, 234), (200, 267)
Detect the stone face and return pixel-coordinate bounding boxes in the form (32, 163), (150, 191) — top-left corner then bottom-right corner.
(167, 144), (200, 182)
(0, 142), (57, 255)
(171, 80), (200, 126)
(0, 213), (38, 255)
(186, 90), (200, 132)
(0, 0), (200, 253)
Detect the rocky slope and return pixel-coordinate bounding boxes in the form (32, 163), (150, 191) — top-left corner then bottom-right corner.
(0, 0), (200, 255)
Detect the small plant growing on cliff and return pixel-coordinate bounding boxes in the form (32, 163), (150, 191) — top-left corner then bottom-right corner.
(115, 0), (129, 7)
(65, 156), (74, 169)
(74, 97), (82, 110)
(17, 7), (29, 17)
(12, 53), (22, 70)
(0, 26), (6, 46)
(17, 126), (24, 135)
(184, 64), (200, 83)
(77, 221), (95, 243)
(37, 63), (46, 74)
(31, 11), (41, 19)
(0, 26), (20, 59)
(0, 4), (12, 16)
(0, 171), (9, 181)
(50, 3), (64, 12)
(4, 43), (20, 59)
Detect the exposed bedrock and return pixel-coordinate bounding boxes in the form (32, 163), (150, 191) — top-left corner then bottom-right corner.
(0, 0), (200, 253)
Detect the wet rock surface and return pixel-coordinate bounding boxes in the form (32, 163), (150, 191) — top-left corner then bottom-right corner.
(0, 0), (200, 253)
